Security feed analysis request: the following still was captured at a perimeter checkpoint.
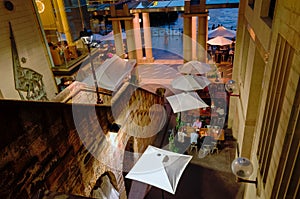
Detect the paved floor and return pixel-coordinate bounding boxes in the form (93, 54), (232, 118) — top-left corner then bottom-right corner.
(125, 107), (244, 199)
(125, 47), (239, 199)
(144, 130), (244, 199)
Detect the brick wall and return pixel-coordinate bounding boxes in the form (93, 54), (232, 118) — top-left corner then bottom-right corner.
(0, 83), (165, 198)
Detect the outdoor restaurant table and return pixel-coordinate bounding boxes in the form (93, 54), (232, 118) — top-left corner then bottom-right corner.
(183, 127), (225, 141)
(199, 128), (225, 141)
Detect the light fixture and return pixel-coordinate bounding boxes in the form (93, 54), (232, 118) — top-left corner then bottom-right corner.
(81, 33), (103, 104)
(225, 79), (240, 97)
(35, 0), (45, 14)
(231, 157), (257, 187)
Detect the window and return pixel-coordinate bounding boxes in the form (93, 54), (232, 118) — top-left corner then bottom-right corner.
(248, 0), (255, 9)
(257, 35), (294, 184)
(271, 79), (300, 198)
(261, 0), (277, 27)
(268, 0), (277, 19)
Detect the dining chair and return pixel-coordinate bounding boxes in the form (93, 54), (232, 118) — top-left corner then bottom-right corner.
(189, 142), (198, 154)
(210, 141), (219, 154)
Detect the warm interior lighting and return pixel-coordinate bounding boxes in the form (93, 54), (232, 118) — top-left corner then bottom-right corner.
(247, 24), (256, 41)
(35, 0), (45, 14)
(225, 79), (240, 97)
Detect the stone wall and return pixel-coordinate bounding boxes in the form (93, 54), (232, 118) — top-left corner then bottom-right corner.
(0, 83), (165, 198)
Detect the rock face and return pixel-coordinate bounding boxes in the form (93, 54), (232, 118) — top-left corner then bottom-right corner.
(0, 83), (165, 198)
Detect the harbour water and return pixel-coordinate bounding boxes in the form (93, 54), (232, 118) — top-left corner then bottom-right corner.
(151, 6), (239, 59)
(164, 8), (239, 31)
(208, 8), (239, 30)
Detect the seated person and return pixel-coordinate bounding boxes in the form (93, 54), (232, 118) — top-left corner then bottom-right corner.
(199, 130), (207, 137)
(197, 136), (205, 148)
(190, 131), (199, 145)
(192, 119), (202, 131)
(177, 127), (187, 143)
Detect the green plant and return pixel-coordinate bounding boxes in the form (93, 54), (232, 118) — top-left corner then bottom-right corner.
(175, 113), (185, 131)
(168, 133), (179, 153)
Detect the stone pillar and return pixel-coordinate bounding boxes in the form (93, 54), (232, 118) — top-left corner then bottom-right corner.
(124, 19), (136, 59)
(55, 0), (74, 46)
(192, 17), (197, 60)
(183, 16), (192, 62)
(142, 13), (154, 62)
(197, 14), (208, 62)
(112, 20), (125, 58)
(133, 13), (143, 62)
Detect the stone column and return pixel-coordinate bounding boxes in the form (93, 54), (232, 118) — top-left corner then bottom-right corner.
(112, 20), (125, 58)
(197, 14), (208, 62)
(55, 0), (74, 46)
(124, 19), (136, 59)
(183, 16), (192, 62)
(133, 13), (143, 62)
(142, 13), (154, 62)
(192, 17), (197, 60)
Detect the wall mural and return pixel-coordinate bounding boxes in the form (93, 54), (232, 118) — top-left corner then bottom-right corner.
(9, 22), (48, 101)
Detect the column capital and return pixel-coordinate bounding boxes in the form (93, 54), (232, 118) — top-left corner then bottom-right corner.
(108, 16), (134, 21)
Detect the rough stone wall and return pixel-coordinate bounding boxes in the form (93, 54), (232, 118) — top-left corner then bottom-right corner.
(0, 83), (165, 198)
(111, 83), (166, 154)
(0, 100), (108, 198)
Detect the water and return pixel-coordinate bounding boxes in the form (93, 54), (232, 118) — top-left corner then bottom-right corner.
(169, 8), (239, 31)
(151, 6), (239, 59)
(165, 0), (240, 30)
(206, 0), (240, 30)
(208, 8), (239, 30)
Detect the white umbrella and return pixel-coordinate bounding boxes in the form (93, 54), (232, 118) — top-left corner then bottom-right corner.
(171, 75), (211, 91)
(166, 92), (209, 113)
(83, 55), (135, 91)
(178, 61), (212, 75)
(126, 145), (192, 194)
(207, 36), (233, 46)
(208, 26), (236, 39)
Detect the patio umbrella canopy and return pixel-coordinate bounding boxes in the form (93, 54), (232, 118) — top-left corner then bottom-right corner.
(171, 75), (211, 91)
(207, 36), (233, 46)
(208, 26), (236, 39)
(178, 61), (212, 75)
(166, 92), (209, 113)
(126, 145), (192, 194)
(83, 55), (135, 91)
